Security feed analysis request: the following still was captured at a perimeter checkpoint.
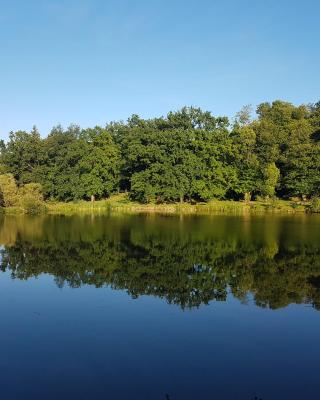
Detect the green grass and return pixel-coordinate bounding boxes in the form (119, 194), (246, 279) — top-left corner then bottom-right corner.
(2, 206), (25, 215)
(43, 193), (309, 215)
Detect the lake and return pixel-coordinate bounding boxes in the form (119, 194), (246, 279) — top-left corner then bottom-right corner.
(0, 213), (319, 399)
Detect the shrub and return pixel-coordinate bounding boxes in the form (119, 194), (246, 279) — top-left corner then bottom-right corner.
(18, 183), (46, 214)
(310, 197), (320, 213)
(20, 198), (46, 214)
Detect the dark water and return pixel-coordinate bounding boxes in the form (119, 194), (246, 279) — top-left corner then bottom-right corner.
(0, 214), (319, 400)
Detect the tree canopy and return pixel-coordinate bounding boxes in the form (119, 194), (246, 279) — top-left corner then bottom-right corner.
(0, 101), (319, 202)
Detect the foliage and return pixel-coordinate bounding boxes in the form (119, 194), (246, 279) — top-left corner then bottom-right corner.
(77, 127), (121, 200)
(262, 162), (280, 198)
(310, 197), (320, 213)
(0, 126), (43, 185)
(0, 173), (18, 207)
(0, 100), (319, 204)
(18, 183), (46, 214)
(0, 175), (46, 214)
(231, 125), (260, 199)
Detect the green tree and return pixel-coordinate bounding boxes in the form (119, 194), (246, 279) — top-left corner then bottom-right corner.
(0, 101), (319, 204)
(262, 162), (280, 198)
(77, 127), (121, 200)
(39, 125), (83, 201)
(0, 173), (18, 207)
(282, 143), (320, 198)
(122, 108), (234, 203)
(192, 129), (237, 200)
(127, 128), (198, 203)
(253, 100), (316, 198)
(231, 125), (260, 200)
(1, 126), (43, 185)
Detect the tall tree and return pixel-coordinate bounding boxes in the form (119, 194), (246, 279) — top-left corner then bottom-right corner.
(231, 124), (260, 200)
(1, 126), (43, 185)
(39, 125), (83, 201)
(77, 127), (121, 200)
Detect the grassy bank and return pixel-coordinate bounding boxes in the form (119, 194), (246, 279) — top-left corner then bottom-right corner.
(40, 193), (309, 216)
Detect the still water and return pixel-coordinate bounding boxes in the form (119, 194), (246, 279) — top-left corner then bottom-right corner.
(0, 213), (319, 399)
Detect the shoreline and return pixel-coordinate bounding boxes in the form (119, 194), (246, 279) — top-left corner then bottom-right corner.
(2, 198), (311, 216)
(48, 200), (310, 215)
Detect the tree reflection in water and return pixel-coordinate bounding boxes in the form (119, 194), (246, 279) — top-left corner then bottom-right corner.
(0, 213), (319, 310)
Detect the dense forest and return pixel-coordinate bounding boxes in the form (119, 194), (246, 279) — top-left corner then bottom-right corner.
(1, 100), (320, 204)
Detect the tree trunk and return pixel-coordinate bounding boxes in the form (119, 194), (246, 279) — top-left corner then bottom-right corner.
(91, 195), (95, 202)
(180, 194), (184, 204)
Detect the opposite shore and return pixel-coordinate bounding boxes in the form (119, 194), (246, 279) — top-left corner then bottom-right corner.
(2, 194), (318, 216)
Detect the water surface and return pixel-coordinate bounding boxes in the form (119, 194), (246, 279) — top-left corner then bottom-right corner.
(0, 214), (319, 399)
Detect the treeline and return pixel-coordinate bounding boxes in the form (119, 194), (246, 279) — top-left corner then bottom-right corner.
(1, 100), (320, 203)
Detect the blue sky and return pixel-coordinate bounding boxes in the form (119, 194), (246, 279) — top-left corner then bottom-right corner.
(0, 0), (319, 139)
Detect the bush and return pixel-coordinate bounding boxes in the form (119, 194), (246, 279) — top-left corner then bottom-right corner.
(310, 197), (320, 213)
(20, 198), (46, 214)
(254, 195), (264, 202)
(18, 183), (46, 214)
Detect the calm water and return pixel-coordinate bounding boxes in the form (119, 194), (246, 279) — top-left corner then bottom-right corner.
(0, 213), (320, 399)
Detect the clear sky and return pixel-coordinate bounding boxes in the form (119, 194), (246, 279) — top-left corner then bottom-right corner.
(0, 0), (319, 139)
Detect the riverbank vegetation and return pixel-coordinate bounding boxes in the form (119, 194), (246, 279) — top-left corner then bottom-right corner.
(44, 194), (308, 215)
(0, 100), (319, 213)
